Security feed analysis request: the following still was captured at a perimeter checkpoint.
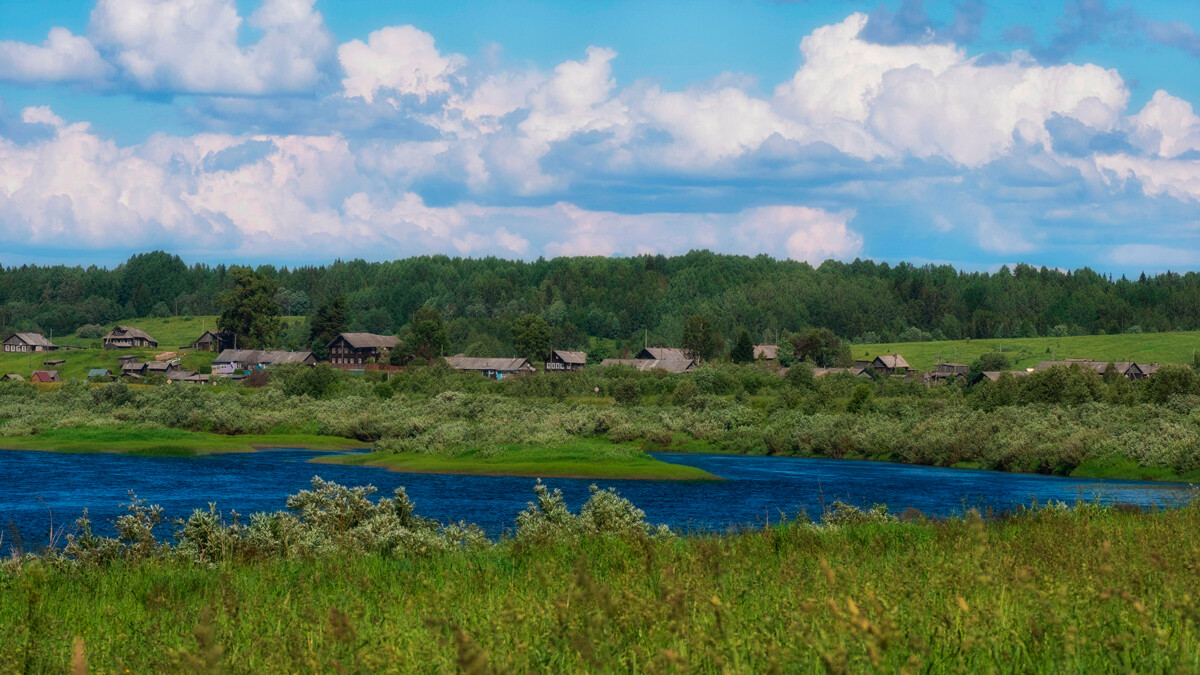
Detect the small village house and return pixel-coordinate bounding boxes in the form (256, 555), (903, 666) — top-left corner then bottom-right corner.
(212, 349), (317, 375)
(146, 361), (178, 377)
(88, 368), (112, 380)
(814, 366), (871, 378)
(981, 371), (1030, 382)
(327, 333), (401, 365)
(2, 374), (25, 382)
(102, 326), (158, 350)
(602, 346), (697, 373)
(121, 361), (148, 378)
(445, 355), (535, 380)
(545, 350), (587, 372)
(43, 359), (65, 367)
(1033, 359), (1158, 380)
(3, 332), (58, 353)
(870, 354), (911, 376)
(30, 370), (60, 383)
(931, 363), (969, 381)
(188, 330), (234, 353)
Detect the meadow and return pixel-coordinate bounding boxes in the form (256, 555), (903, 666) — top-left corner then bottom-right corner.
(1, 481), (1197, 673)
(858, 330), (1200, 371)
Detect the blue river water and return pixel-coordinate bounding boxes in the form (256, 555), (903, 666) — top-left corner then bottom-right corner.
(0, 449), (1194, 553)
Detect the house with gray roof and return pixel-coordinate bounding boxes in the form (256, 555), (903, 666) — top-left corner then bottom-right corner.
(103, 326), (158, 350)
(3, 332), (57, 353)
(546, 350), (587, 372)
(445, 355), (535, 380)
(327, 333), (402, 365)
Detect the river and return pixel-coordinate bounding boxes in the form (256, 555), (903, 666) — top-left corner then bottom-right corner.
(0, 449), (1193, 553)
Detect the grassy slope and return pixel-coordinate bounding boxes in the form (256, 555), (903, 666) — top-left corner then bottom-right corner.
(4, 505), (1198, 672)
(858, 330), (1200, 371)
(315, 440), (717, 481)
(0, 426), (363, 455)
(3, 315), (309, 380)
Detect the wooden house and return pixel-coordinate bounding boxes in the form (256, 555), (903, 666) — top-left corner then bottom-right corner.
(545, 350), (587, 372)
(87, 368), (113, 380)
(327, 333), (401, 365)
(870, 354), (911, 375)
(146, 361), (178, 377)
(30, 370), (60, 383)
(121, 361), (148, 377)
(931, 363), (969, 381)
(43, 359), (65, 367)
(445, 355), (535, 380)
(189, 330), (234, 352)
(103, 326), (158, 350)
(3, 332), (57, 353)
(814, 366), (871, 378)
(2, 374), (25, 382)
(212, 349), (317, 375)
(753, 345), (779, 361)
(1126, 363), (1160, 380)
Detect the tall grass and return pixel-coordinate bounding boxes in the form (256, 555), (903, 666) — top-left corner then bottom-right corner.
(2, 486), (1197, 672)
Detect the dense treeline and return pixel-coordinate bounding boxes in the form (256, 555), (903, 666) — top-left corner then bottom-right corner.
(3, 251), (1199, 353)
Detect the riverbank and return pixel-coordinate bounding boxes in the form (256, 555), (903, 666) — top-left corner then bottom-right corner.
(4, 502), (1197, 672)
(0, 426), (363, 456)
(313, 440), (717, 480)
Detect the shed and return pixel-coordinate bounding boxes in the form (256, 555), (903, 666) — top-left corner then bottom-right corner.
(88, 368), (113, 379)
(30, 370), (60, 383)
(2, 373), (25, 382)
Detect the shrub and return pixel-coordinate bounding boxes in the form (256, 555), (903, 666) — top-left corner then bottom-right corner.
(847, 384), (873, 414)
(612, 379), (640, 405)
(75, 324), (105, 339)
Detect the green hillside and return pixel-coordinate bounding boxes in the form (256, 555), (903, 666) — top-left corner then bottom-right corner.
(3, 316), (302, 381)
(857, 331), (1200, 371)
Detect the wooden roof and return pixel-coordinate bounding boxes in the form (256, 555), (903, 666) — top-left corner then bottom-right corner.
(753, 345), (779, 360)
(104, 325), (156, 341)
(333, 333), (401, 349)
(445, 355), (534, 372)
(637, 347), (689, 361)
(5, 332), (56, 347)
(552, 350), (587, 364)
(873, 354), (910, 369)
(600, 358), (695, 373)
(2, 374), (24, 381)
(214, 349), (315, 366)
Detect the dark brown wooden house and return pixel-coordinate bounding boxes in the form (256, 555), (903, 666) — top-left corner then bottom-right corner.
(189, 330), (234, 352)
(931, 363), (969, 381)
(103, 326), (158, 350)
(870, 354), (911, 375)
(546, 350), (587, 372)
(327, 333), (401, 365)
(3, 332), (57, 353)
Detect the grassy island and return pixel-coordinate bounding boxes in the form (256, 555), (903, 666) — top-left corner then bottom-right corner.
(313, 440), (716, 480)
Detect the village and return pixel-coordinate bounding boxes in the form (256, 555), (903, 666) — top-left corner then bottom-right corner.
(0, 326), (1168, 386)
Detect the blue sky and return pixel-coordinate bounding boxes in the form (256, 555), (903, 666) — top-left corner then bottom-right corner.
(0, 0), (1198, 273)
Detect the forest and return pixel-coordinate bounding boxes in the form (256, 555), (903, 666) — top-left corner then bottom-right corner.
(2, 251), (1198, 357)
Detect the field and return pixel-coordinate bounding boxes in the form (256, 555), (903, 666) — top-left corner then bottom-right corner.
(3, 502), (1198, 672)
(858, 330), (1200, 371)
(314, 440), (717, 480)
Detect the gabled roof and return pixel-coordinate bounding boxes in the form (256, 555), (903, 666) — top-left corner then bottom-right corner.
(814, 366), (870, 378)
(2, 374), (25, 381)
(637, 347), (689, 361)
(122, 361), (148, 372)
(445, 355), (534, 372)
(213, 349), (315, 366)
(30, 370), (60, 382)
(146, 361), (175, 372)
(88, 368), (111, 377)
(600, 358), (695, 373)
(873, 354), (910, 369)
(333, 333), (401, 349)
(5, 332), (56, 347)
(982, 370), (1030, 381)
(552, 349), (587, 364)
(753, 345), (779, 360)
(104, 325), (156, 341)
(1033, 359), (1133, 374)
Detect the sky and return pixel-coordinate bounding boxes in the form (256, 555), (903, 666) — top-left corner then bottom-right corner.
(0, 0), (1198, 273)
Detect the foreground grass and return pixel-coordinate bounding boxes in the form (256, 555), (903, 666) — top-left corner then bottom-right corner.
(314, 440), (717, 481)
(859, 330), (1200, 371)
(3, 504), (1199, 672)
(0, 426), (362, 455)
